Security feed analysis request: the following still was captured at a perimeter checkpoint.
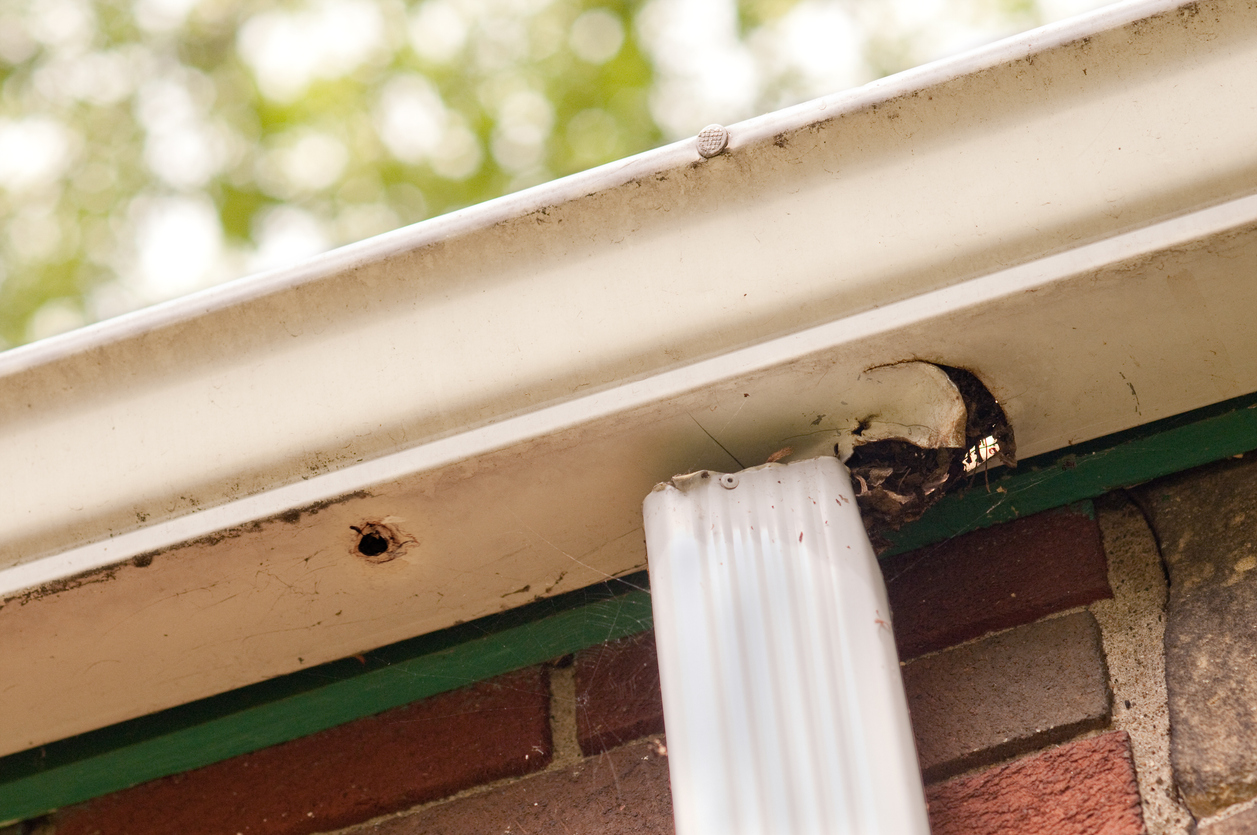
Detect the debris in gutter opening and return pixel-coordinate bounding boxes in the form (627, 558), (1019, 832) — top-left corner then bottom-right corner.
(945, 365), (1017, 472)
(765, 446), (793, 464)
(963, 434), (1004, 473)
(845, 365), (1015, 551)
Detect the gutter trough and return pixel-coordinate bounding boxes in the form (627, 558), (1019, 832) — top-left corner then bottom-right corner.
(3, 0), (1257, 760)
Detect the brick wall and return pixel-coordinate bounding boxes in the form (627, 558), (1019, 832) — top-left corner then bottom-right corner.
(28, 456), (1257, 835)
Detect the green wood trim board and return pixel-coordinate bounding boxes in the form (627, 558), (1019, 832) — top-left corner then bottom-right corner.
(0, 577), (652, 823)
(883, 390), (1257, 554)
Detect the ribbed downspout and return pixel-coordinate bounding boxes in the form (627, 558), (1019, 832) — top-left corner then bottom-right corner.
(643, 456), (929, 835)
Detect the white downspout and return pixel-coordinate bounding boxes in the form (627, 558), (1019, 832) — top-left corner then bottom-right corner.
(643, 455), (929, 835)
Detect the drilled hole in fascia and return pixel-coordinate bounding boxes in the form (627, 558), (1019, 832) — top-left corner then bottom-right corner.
(357, 532), (389, 557)
(350, 521), (413, 563)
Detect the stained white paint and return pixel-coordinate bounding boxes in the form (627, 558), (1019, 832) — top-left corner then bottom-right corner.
(1, 0), (1256, 757)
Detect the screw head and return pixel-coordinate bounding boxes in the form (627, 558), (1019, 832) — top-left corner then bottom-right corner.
(696, 124), (729, 158)
(719, 473), (739, 489)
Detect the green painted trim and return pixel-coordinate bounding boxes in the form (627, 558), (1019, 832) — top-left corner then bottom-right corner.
(883, 391), (1257, 555)
(0, 574), (652, 823)
(9, 388), (1257, 823)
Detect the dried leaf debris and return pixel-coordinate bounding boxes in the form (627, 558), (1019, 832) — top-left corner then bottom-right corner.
(848, 365), (1015, 550)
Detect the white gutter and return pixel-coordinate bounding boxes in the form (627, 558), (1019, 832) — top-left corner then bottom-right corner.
(3, 0), (1257, 757)
(645, 457), (929, 835)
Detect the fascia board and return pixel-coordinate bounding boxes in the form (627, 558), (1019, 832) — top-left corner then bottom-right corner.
(13, 386), (1257, 822)
(2, 0), (1257, 756)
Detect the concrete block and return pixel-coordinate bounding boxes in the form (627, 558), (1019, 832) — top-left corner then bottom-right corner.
(1134, 456), (1257, 817)
(1197, 803), (1257, 835)
(905, 611), (1111, 782)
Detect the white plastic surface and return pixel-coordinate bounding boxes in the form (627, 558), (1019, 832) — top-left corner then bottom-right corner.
(644, 457), (928, 835)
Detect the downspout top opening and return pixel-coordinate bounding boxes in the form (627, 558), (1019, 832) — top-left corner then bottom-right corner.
(844, 364), (1015, 550)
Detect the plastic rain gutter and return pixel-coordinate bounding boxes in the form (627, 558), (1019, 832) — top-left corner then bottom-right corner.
(645, 458), (930, 834)
(4, 0), (1257, 768)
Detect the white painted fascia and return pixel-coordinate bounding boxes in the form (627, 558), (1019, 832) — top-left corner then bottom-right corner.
(3, 0), (1257, 756)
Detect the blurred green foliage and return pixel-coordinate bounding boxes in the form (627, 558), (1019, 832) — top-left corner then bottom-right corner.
(0, 0), (664, 348)
(0, 0), (1096, 349)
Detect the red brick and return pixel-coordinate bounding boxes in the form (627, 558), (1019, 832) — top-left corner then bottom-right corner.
(347, 736), (673, 835)
(926, 731), (1146, 835)
(575, 630), (665, 755)
(50, 668), (552, 835)
(883, 505), (1112, 659)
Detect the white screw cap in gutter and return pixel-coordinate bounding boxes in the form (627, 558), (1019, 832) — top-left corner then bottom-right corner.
(644, 457), (928, 835)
